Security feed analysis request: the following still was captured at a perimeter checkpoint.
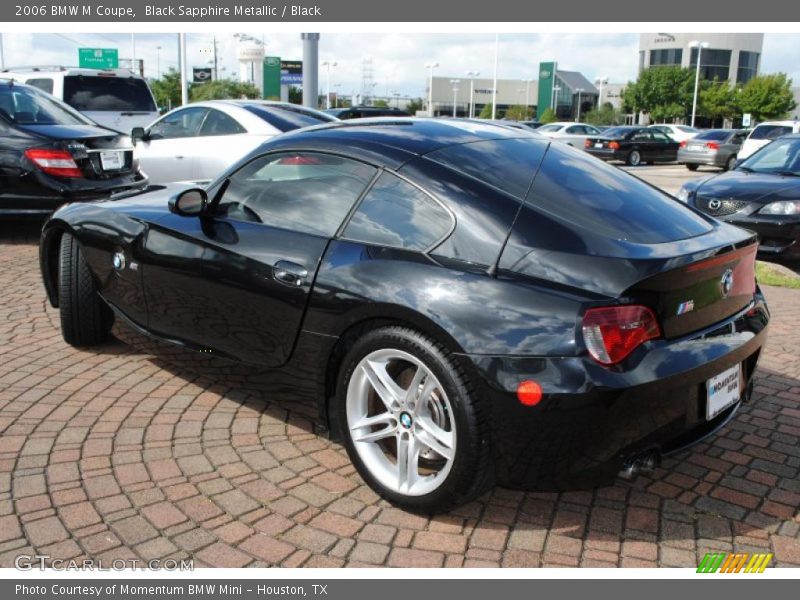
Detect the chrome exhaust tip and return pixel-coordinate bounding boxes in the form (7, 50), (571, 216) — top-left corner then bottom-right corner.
(618, 450), (661, 480)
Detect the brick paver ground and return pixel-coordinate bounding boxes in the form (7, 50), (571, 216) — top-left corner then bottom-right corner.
(1, 221), (798, 568)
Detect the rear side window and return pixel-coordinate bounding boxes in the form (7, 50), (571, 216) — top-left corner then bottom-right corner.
(64, 75), (156, 112)
(199, 109), (246, 136)
(243, 104), (335, 132)
(527, 143), (712, 244)
(749, 125), (792, 141)
(344, 172), (453, 251)
(425, 138), (547, 200)
(25, 78), (54, 94)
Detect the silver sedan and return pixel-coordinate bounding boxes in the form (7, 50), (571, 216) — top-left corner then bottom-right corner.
(677, 129), (748, 172)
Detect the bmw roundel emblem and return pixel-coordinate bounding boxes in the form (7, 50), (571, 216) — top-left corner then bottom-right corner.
(708, 199), (722, 210)
(399, 412), (413, 429)
(721, 268), (734, 298)
(112, 251), (126, 271)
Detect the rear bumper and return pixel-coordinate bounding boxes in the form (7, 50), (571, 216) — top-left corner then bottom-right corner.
(677, 149), (728, 167)
(466, 293), (769, 489)
(584, 148), (624, 162)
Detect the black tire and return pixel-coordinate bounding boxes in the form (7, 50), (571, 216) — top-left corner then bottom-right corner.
(58, 233), (113, 347)
(626, 149), (642, 166)
(336, 326), (493, 513)
(686, 163), (699, 171)
(724, 155), (737, 171)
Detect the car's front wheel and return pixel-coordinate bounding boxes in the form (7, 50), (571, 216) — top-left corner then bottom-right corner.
(626, 149), (642, 166)
(686, 163), (699, 171)
(337, 326), (492, 513)
(58, 233), (113, 347)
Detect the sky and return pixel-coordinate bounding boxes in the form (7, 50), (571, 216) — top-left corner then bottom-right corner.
(2, 32), (799, 99)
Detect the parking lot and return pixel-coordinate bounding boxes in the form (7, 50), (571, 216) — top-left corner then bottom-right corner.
(0, 165), (798, 569)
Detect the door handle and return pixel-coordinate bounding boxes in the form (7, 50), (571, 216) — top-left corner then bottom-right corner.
(273, 260), (308, 287)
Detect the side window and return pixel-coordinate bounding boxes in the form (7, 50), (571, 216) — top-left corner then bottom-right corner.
(632, 131), (652, 141)
(148, 107), (208, 140)
(216, 152), (376, 237)
(343, 171), (453, 251)
(199, 109), (246, 136)
(586, 126), (601, 135)
(733, 132), (748, 145)
(25, 78), (54, 94)
(651, 132), (671, 142)
(565, 126), (582, 134)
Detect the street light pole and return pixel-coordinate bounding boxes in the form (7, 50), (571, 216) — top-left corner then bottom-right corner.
(450, 79), (460, 118)
(466, 70), (479, 118)
(688, 40), (709, 128)
(491, 33), (499, 120)
(594, 76), (608, 109)
(425, 62), (439, 117)
(575, 88), (584, 121)
(322, 61), (337, 109)
(156, 46), (161, 79)
(551, 85), (561, 117)
(523, 79), (531, 116)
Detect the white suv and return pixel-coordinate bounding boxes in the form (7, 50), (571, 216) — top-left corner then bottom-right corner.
(0, 66), (158, 133)
(739, 120), (800, 159)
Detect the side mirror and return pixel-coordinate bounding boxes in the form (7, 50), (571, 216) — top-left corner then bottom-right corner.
(169, 188), (208, 217)
(131, 127), (147, 142)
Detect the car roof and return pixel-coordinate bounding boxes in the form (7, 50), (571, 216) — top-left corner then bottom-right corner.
(259, 117), (546, 168)
(752, 120), (800, 127)
(1, 66), (143, 78)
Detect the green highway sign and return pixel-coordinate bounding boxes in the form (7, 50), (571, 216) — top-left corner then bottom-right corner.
(78, 48), (119, 69)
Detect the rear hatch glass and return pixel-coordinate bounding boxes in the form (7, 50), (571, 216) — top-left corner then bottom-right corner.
(749, 124), (792, 141)
(64, 75), (156, 112)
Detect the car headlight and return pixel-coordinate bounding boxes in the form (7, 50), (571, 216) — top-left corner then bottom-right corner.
(676, 187), (690, 202)
(758, 200), (800, 215)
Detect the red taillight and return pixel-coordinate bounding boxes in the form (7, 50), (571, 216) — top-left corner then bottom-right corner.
(582, 305), (661, 365)
(516, 380), (543, 406)
(24, 148), (82, 178)
(584, 139), (592, 148)
(679, 140), (687, 148)
(608, 141), (620, 150)
(706, 142), (720, 150)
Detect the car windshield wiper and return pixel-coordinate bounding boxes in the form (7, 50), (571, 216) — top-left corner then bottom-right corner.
(776, 170), (800, 177)
(736, 165), (754, 172)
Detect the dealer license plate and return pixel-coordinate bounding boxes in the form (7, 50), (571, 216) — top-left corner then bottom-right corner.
(594, 143), (603, 148)
(706, 364), (742, 420)
(100, 150), (124, 171)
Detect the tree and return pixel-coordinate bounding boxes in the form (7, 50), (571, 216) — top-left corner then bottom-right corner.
(478, 103), (494, 119)
(538, 107), (557, 123)
(699, 79), (740, 125)
(150, 69), (182, 110)
(584, 102), (623, 126)
(189, 80), (260, 102)
(405, 98), (424, 115)
(738, 73), (797, 122)
(505, 105), (531, 121)
(372, 99), (389, 108)
(622, 66), (697, 122)
(288, 86), (302, 104)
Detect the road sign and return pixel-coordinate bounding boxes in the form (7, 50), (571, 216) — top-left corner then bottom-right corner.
(78, 48), (119, 69)
(742, 113), (752, 127)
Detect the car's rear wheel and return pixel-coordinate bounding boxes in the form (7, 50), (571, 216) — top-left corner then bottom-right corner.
(58, 233), (113, 347)
(724, 155), (737, 171)
(686, 163), (699, 171)
(626, 149), (642, 166)
(337, 326), (492, 513)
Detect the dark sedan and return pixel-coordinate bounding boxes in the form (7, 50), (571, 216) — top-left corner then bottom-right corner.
(679, 134), (800, 261)
(584, 126), (680, 166)
(40, 119), (768, 513)
(0, 79), (146, 217)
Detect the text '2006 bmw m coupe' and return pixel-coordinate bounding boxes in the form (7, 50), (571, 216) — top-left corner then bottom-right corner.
(39, 119), (769, 513)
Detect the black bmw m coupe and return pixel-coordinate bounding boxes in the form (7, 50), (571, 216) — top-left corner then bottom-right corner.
(39, 119), (769, 513)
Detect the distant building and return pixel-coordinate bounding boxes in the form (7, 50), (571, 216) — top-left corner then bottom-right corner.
(638, 33), (764, 85)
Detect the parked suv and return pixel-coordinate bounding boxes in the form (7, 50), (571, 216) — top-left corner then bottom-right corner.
(739, 120), (800, 159)
(0, 79), (146, 217)
(324, 106), (410, 119)
(1, 66), (158, 133)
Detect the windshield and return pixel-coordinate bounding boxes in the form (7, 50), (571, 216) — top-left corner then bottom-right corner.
(64, 75), (156, 112)
(536, 124), (563, 133)
(243, 104), (336, 132)
(749, 124), (793, 141)
(0, 84), (92, 125)
(738, 138), (800, 176)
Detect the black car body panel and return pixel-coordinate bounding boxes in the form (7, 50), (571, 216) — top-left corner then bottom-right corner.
(682, 135), (800, 259)
(40, 119), (769, 489)
(0, 80), (147, 216)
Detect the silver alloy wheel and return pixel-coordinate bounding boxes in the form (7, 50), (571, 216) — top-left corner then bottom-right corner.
(346, 348), (456, 496)
(629, 150), (641, 166)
